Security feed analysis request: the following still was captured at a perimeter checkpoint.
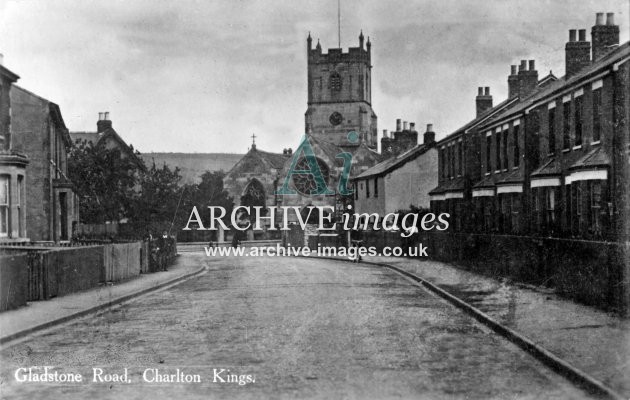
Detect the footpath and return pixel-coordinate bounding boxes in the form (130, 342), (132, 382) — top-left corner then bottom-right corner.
(317, 254), (630, 399)
(0, 256), (205, 346)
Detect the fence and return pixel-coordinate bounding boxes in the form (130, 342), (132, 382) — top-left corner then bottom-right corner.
(0, 237), (177, 312)
(0, 253), (29, 311)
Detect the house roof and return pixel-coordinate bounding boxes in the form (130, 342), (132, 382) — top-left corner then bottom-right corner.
(70, 127), (146, 171)
(429, 177), (466, 195)
(480, 41), (630, 131)
(0, 64), (19, 82)
(354, 142), (434, 179)
(496, 167), (526, 185)
(569, 146), (610, 171)
(437, 96), (520, 146)
(531, 157), (561, 177)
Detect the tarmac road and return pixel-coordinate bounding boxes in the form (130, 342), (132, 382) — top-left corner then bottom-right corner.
(0, 254), (591, 399)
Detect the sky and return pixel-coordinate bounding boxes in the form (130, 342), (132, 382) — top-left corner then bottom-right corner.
(1, 0), (628, 154)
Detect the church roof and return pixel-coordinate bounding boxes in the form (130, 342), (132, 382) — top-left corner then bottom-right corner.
(225, 146), (288, 177)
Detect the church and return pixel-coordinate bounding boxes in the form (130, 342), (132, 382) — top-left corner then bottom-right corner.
(223, 31), (414, 237)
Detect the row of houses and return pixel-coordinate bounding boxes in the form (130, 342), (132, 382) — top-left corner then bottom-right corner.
(352, 12), (629, 243)
(0, 57), (138, 244)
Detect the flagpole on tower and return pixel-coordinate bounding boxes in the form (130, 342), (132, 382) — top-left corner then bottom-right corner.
(337, 0), (341, 48)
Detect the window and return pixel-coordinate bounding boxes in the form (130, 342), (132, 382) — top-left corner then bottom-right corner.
(373, 178), (378, 198)
(574, 95), (583, 146)
(500, 195), (511, 233)
(450, 145), (455, 178)
(366, 179), (370, 198)
(590, 181), (602, 236)
(548, 108), (556, 154)
(502, 130), (509, 170)
(330, 72), (342, 92)
(511, 195), (521, 233)
(546, 188), (556, 226)
(0, 175), (9, 237)
(441, 148), (446, 179)
(17, 175), (23, 236)
(592, 89), (602, 142)
(486, 136), (492, 173)
(495, 133), (501, 171)
(354, 182), (358, 200)
(513, 125), (520, 167)
(457, 142), (463, 176)
(563, 101), (571, 149)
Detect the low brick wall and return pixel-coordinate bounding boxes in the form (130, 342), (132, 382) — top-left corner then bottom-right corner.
(0, 253), (29, 311)
(360, 230), (629, 314)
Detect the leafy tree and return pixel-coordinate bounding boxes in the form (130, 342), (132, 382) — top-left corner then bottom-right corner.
(68, 140), (141, 224)
(183, 171), (234, 233)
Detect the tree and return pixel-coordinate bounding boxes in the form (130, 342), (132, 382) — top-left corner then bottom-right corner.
(133, 162), (185, 236)
(184, 171), (234, 234)
(68, 140), (141, 224)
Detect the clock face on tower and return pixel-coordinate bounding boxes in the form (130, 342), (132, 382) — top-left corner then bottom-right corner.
(329, 111), (343, 126)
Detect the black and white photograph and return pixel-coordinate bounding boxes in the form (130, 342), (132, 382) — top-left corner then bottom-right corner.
(0, 0), (629, 398)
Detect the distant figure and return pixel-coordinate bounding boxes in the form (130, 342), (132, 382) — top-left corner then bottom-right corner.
(350, 228), (364, 263)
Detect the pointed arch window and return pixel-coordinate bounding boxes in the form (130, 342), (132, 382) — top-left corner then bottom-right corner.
(330, 72), (342, 92)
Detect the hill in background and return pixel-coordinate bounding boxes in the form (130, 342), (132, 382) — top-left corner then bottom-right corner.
(140, 153), (243, 184)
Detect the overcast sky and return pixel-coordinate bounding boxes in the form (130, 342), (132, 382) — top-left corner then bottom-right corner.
(1, 0), (628, 154)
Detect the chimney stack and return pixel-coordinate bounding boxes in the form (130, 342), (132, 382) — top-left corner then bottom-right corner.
(382, 129), (388, 138)
(592, 12), (619, 62)
(423, 124), (435, 145)
(403, 121), (408, 131)
(476, 86), (493, 117)
(96, 111), (112, 133)
(566, 28), (591, 78)
(517, 59), (538, 99)
(396, 119), (402, 132)
(508, 65), (519, 98)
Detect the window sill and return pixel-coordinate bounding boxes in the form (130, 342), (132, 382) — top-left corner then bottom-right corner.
(512, 166), (519, 170)
(591, 140), (601, 145)
(572, 145), (582, 150)
(547, 152), (556, 157)
(562, 148), (571, 153)
(485, 172), (491, 176)
(495, 170), (501, 174)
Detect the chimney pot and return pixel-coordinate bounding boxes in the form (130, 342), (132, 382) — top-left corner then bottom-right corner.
(104, 112), (110, 120)
(484, 87), (490, 95)
(596, 12), (604, 25)
(578, 29), (586, 41)
(410, 122), (416, 131)
(478, 87), (483, 95)
(529, 60), (535, 71)
(426, 124), (433, 132)
(519, 60), (527, 71)
(382, 129), (388, 138)
(396, 119), (401, 131)
(510, 65), (517, 75)
(0, 53), (3, 66)
(606, 12), (614, 25)
(569, 29), (577, 42)
(403, 121), (408, 131)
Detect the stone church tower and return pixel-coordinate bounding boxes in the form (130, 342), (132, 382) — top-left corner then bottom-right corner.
(305, 31), (378, 151)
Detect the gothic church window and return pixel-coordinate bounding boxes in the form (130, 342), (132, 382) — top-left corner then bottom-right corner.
(292, 157), (330, 196)
(330, 72), (342, 91)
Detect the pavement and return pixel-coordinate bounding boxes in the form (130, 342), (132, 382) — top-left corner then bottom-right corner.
(0, 255), (205, 346)
(0, 254), (592, 399)
(319, 254), (630, 398)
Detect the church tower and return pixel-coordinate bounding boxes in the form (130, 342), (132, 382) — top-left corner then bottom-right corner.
(305, 32), (378, 150)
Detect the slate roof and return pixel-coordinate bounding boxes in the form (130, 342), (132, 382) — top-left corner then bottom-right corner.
(429, 177), (466, 195)
(531, 157), (562, 177)
(569, 146), (611, 170)
(354, 142), (434, 179)
(480, 42), (630, 130)
(496, 168), (526, 185)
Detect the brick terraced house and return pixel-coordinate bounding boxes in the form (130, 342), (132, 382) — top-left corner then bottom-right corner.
(431, 12), (629, 242)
